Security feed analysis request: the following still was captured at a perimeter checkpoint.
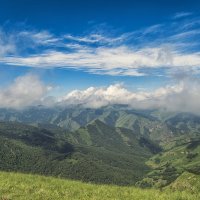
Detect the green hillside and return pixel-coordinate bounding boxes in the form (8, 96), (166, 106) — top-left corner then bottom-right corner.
(66, 119), (161, 154)
(0, 121), (154, 185)
(1, 108), (200, 190)
(0, 171), (199, 200)
(138, 136), (200, 187)
(167, 172), (200, 193)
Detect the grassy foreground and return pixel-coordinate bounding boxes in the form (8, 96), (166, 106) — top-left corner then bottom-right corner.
(0, 171), (199, 200)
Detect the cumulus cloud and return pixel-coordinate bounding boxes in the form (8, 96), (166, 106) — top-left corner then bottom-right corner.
(0, 74), (50, 108)
(58, 83), (179, 109)
(59, 78), (200, 114)
(1, 73), (200, 114)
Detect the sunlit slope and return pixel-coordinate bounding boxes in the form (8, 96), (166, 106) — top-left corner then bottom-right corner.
(167, 172), (200, 193)
(0, 171), (199, 200)
(138, 137), (200, 187)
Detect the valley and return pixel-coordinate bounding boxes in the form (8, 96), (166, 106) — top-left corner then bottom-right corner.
(0, 105), (200, 190)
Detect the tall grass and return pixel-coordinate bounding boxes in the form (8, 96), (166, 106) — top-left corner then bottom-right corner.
(0, 171), (199, 200)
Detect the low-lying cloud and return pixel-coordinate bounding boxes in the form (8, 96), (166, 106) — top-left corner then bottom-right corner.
(0, 74), (50, 108)
(59, 77), (200, 114)
(1, 74), (200, 114)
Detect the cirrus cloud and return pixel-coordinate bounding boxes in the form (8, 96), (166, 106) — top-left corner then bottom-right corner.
(1, 14), (200, 77)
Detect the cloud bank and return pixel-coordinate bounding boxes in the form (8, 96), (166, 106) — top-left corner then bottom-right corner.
(59, 78), (200, 114)
(1, 74), (199, 114)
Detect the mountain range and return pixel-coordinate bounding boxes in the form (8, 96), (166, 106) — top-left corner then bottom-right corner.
(0, 105), (200, 187)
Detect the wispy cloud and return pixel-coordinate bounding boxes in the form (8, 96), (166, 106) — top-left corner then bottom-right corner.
(64, 33), (127, 45)
(19, 30), (60, 45)
(1, 14), (200, 77)
(3, 46), (200, 76)
(172, 12), (193, 19)
(0, 29), (16, 57)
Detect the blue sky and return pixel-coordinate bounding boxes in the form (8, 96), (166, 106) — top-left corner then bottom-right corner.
(0, 0), (200, 110)
(1, 0), (199, 32)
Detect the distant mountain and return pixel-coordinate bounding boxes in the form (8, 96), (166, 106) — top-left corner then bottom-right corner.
(1, 106), (200, 144)
(1, 105), (157, 131)
(165, 113), (200, 135)
(0, 105), (175, 142)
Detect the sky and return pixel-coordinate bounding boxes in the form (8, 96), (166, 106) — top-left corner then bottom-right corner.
(1, 0), (200, 112)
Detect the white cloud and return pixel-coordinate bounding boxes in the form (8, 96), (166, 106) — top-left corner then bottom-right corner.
(64, 32), (131, 45)
(0, 29), (16, 57)
(19, 30), (60, 45)
(0, 74), (50, 108)
(172, 12), (193, 19)
(58, 83), (177, 109)
(1, 73), (200, 114)
(2, 46), (200, 76)
(59, 78), (200, 114)
(1, 15), (200, 77)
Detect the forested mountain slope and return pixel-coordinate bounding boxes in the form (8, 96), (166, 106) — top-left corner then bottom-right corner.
(0, 121), (155, 185)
